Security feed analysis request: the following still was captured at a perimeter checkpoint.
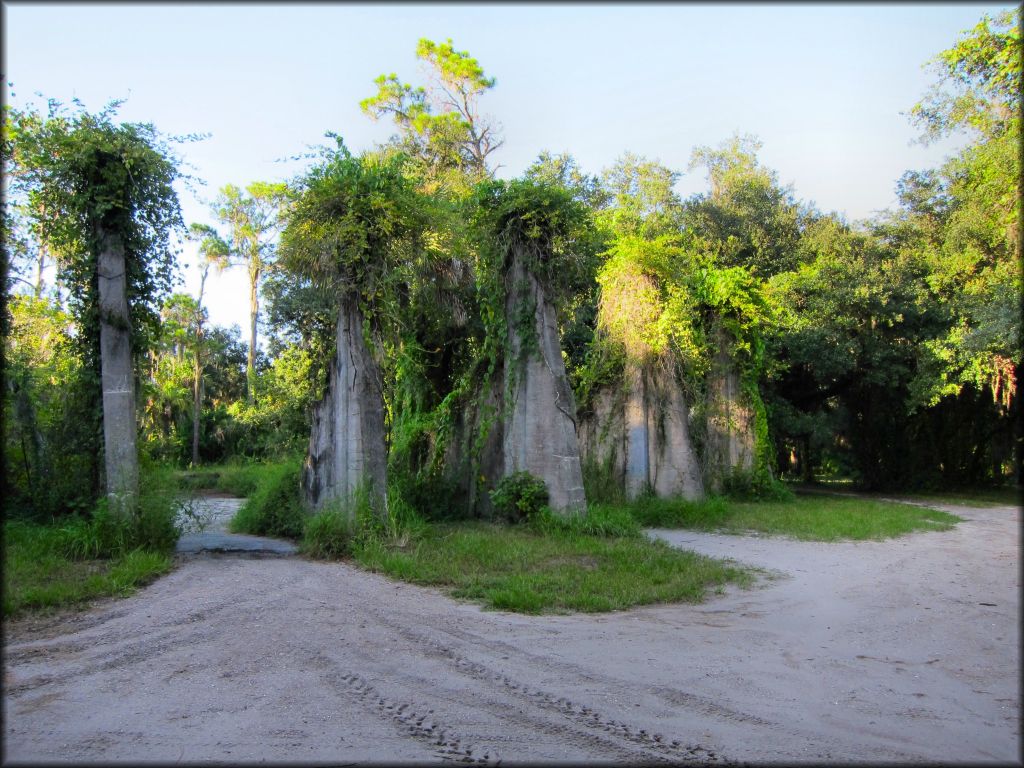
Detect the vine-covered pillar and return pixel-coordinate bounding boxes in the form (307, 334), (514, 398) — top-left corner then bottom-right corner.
(302, 297), (388, 518)
(643, 363), (704, 500)
(703, 323), (757, 492)
(599, 360), (704, 502)
(97, 227), (139, 516)
(502, 249), (586, 514)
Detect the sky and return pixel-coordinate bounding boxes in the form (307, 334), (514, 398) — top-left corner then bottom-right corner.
(3, 2), (1012, 339)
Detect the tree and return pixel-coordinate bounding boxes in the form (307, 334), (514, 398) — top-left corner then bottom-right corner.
(599, 153), (683, 240)
(684, 133), (806, 277)
(361, 38), (502, 193)
(186, 223), (230, 465)
(909, 9), (1020, 143)
(213, 181), (288, 404)
(4, 100), (184, 514)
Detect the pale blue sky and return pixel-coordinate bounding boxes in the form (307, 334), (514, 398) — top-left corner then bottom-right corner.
(3, 2), (1011, 335)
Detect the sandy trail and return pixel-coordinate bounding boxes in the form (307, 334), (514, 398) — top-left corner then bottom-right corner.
(3, 497), (1019, 764)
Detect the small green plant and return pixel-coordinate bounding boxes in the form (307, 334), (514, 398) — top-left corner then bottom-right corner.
(229, 460), (306, 539)
(490, 471), (549, 523)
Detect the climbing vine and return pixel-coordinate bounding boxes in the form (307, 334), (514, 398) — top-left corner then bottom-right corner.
(4, 99), (187, 373)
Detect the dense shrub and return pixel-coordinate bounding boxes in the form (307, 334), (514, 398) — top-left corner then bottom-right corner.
(720, 469), (794, 502)
(58, 464), (181, 558)
(301, 503), (357, 559)
(490, 471), (549, 523)
(229, 459), (306, 539)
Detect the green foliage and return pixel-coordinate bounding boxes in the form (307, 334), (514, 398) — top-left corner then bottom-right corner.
(281, 146), (422, 317)
(301, 503), (359, 559)
(530, 504), (641, 538)
(301, 483), (428, 559)
(599, 153), (683, 239)
(3, 461), (180, 616)
(3, 294), (97, 517)
(58, 463), (181, 557)
(471, 177), (594, 298)
(685, 133), (805, 278)
(489, 471), (550, 523)
(910, 9), (1020, 142)
(360, 37), (501, 192)
(229, 458), (306, 539)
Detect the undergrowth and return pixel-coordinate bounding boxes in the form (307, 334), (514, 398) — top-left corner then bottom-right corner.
(4, 464), (182, 617)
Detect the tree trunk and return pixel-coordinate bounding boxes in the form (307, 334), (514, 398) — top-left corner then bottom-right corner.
(191, 269), (208, 468)
(502, 249), (586, 514)
(97, 227), (139, 517)
(302, 297), (387, 518)
(247, 266), (259, 404)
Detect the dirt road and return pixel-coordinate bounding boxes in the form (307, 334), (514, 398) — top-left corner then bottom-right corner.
(3, 498), (1019, 764)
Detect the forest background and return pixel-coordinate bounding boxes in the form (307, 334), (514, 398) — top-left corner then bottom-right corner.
(3, 3), (1020, 530)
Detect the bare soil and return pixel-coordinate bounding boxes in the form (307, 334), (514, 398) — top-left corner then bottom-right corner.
(3, 498), (1019, 764)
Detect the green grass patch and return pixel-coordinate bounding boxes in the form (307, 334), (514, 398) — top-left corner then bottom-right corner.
(352, 521), (752, 614)
(628, 493), (960, 541)
(3, 520), (173, 617)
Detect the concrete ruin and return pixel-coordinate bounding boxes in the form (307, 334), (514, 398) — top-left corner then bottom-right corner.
(578, 360), (704, 501)
(702, 328), (757, 493)
(500, 250), (587, 514)
(302, 299), (388, 517)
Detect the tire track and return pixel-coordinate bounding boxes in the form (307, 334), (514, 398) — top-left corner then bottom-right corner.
(373, 619), (724, 763)
(315, 659), (497, 764)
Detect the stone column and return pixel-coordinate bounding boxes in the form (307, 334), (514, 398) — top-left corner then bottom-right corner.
(97, 228), (139, 516)
(502, 251), (586, 514)
(302, 298), (387, 517)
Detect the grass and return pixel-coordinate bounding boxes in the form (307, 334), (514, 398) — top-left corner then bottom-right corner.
(351, 519), (752, 614)
(3, 520), (173, 617)
(879, 486), (1020, 508)
(626, 493), (961, 541)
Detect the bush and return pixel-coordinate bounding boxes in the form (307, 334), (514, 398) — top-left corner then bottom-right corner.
(229, 460), (306, 539)
(721, 470), (795, 502)
(490, 471), (549, 523)
(302, 503), (357, 559)
(627, 495), (731, 528)
(58, 464), (181, 559)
